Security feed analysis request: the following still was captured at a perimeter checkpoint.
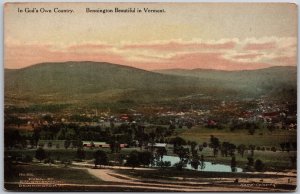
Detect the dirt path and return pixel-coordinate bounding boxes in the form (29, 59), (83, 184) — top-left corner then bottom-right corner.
(82, 167), (283, 192)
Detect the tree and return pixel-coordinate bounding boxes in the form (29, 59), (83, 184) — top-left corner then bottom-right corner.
(156, 147), (167, 161)
(170, 137), (186, 152)
(186, 122), (193, 129)
(117, 154), (126, 166)
(94, 150), (108, 168)
(210, 135), (220, 149)
(210, 135), (220, 157)
(64, 140), (71, 149)
(237, 144), (246, 158)
(110, 140), (121, 153)
(47, 142), (52, 148)
(285, 142), (291, 152)
(199, 154), (205, 170)
(231, 156), (237, 172)
(280, 142), (285, 151)
(35, 147), (46, 162)
(126, 151), (140, 169)
(213, 148), (219, 157)
(176, 146), (189, 170)
(271, 147), (277, 152)
(190, 141), (197, 153)
(138, 151), (153, 167)
(248, 128), (255, 135)
(72, 139), (83, 148)
(190, 154), (200, 170)
(248, 145), (255, 156)
(267, 124), (275, 133)
(76, 148), (86, 160)
(290, 156), (296, 168)
(254, 159), (264, 171)
(174, 161), (186, 171)
(247, 157), (254, 166)
(22, 155), (33, 163)
(156, 161), (171, 169)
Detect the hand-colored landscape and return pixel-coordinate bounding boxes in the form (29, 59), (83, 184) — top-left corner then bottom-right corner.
(4, 3), (297, 192)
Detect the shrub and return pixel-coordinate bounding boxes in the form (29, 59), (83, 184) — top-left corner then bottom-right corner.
(248, 128), (255, 135)
(35, 147), (46, 162)
(22, 155), (33, 163)
(247, 157), (254, 166)
(94, 150), (109, 167)
(173, 161), (186, 171)
(254, 159), (264, 171)
(271, 147), (277, 152)
(44, 158), (55, 164)
(126, 151), (140, 169)
(76, 148), (86, 160)
(156, 161), (171, 169)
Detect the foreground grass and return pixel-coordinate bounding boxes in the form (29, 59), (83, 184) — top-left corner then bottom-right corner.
(5, 163), (102, 184)
(115, 168), (292, 180)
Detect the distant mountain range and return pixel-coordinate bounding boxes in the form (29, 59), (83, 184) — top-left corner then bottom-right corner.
(5, 61), (296, 108)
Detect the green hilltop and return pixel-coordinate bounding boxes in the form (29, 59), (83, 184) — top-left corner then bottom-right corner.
(5, 61), (296, 109)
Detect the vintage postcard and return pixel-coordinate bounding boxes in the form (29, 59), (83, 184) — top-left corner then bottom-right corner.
(4, 2), (297, 192)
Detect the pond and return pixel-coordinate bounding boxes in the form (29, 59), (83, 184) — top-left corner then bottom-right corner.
(160, 155), (243, 172)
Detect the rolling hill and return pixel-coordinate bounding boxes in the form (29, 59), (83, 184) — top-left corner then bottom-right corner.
(5, 61), (211, 106)
(5, 61), (297, 109)
(155, 66), (297, 99)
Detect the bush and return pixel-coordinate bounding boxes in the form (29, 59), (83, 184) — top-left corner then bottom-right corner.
(254, 159), (264, 171)
(247, 157), (254, 166)
(156, 161), (171, 169)
(94, 150), (109, 167)
(76, 148), (86, 160)
(138, 151), (153, 166)
(61, 159), (72, 167)
(35, 147), (46, 162)
(271, 147), (277, 152)
(44, 158), (55, 164)
(126, 151), (140, 169)
(22, 155), (33, 163)
(248, 128), (255, 135)
(173, 161), (186, 171)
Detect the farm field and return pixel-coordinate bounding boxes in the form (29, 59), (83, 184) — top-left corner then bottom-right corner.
(176, 127), (296, 148)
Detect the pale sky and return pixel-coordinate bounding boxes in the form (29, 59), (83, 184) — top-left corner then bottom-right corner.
(4, 3), (298, 70)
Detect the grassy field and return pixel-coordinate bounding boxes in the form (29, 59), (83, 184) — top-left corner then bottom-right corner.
(115, 168), (290, 180)
(197, 149), (296, 170)
(4, 163), (103, 191)
(175, 127), (296, 148)
(5, 147), (139, 162)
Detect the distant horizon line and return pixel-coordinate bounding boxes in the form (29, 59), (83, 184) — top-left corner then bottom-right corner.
(4, 60), (296, 72)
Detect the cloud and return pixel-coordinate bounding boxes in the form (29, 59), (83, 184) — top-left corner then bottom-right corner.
(5, 44), (126, 69)
(5, 36), (297, 70)
(122, 40), (237, 51)
(233, 53), (264, 59)
(244, 42), (277, 50)
(67, 43), (113, 52)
